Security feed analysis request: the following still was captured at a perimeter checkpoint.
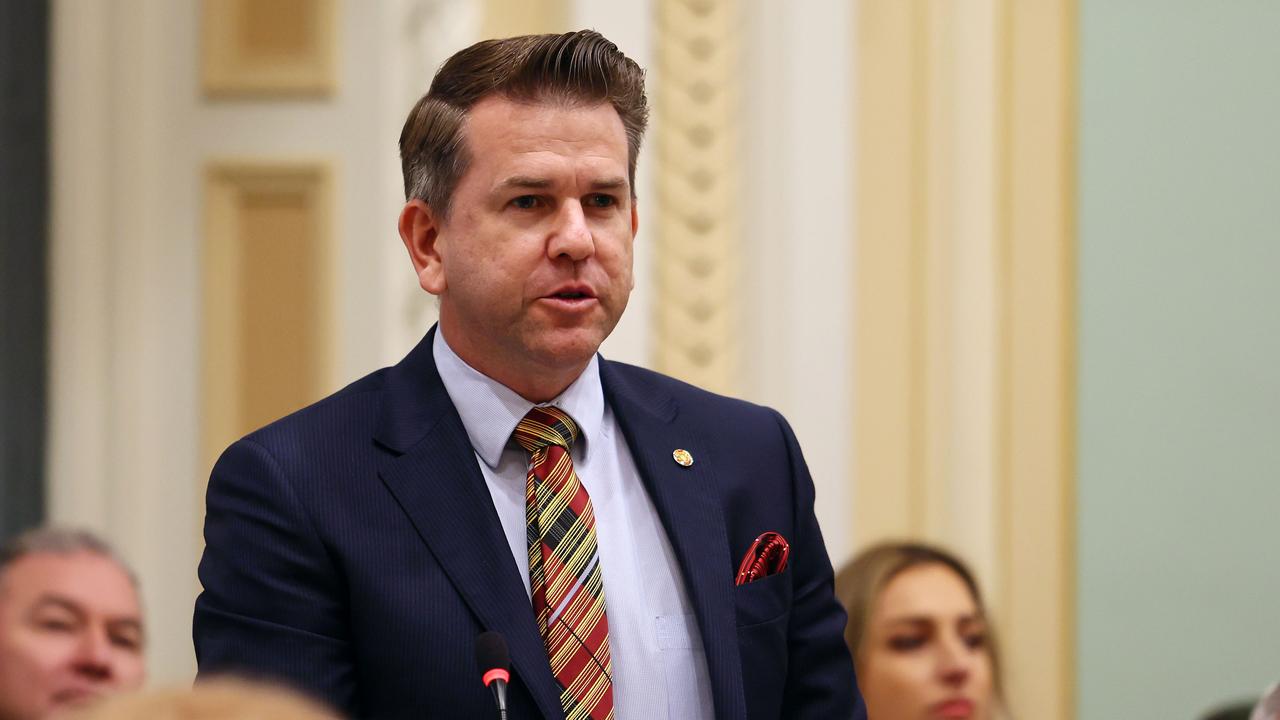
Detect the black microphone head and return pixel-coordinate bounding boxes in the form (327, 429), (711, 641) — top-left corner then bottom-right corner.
(475, 630), (510, 674)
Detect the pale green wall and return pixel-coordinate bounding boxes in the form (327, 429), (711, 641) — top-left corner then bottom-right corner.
(1078, 1), (1280, 718)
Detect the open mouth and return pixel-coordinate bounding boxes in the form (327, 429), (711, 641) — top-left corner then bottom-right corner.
(546, 285), (595, 301)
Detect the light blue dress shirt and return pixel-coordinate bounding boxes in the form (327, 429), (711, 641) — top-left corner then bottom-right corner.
(433, 330), (714, 720)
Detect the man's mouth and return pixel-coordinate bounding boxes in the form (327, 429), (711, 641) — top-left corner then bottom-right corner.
(545, 284), (596, 301)
(53, 687), (104, 706)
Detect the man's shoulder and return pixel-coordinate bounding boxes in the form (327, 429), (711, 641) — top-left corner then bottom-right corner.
(601, 359), (781, 424)
(236, 366), (392, 451)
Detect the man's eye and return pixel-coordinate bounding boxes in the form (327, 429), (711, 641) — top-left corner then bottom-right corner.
(36, 617), (77, 633)
(586, 194), (615, 208)
(511, 195), (540, 209)
(110, 632), (143, 652)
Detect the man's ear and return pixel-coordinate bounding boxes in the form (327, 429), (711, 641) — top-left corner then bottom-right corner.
(398, 199), (447, 295)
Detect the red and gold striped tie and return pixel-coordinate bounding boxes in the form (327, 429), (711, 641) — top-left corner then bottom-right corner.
(515, 406), (614, 720)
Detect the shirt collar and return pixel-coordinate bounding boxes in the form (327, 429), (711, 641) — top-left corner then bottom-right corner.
(433, 327), (604, 469)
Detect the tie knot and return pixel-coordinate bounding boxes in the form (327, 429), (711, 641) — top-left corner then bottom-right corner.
(514, 406), (579, 453)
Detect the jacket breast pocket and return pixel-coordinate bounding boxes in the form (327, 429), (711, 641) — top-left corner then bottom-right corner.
(733, 569), (791, 628)
(734, 570), (791, 718)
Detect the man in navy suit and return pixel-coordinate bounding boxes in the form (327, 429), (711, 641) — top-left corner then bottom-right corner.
(194, 30), (863, 720)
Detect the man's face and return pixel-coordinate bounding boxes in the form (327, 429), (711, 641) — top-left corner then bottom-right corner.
(410, 95), (638, 398)
(0, 552), (145, 720)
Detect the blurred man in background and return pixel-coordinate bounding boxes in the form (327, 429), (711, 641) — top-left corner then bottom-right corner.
(0, 528), (145, 720)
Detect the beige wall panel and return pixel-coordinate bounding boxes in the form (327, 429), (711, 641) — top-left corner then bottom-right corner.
(855, 0), (1000, 568)
(483, 0), (568, 38)
(238, 193), (325, 431)
(997, 1), (1076, 717)
(202, 0), (336, 97)
(853, 0), (926, 543)
(912, 0), (1004, 593)
(854, 0), (1075, 716)
(203, 163), (334, 478)
(946, 0), (1001, 592)
(919, 0), (960, 548)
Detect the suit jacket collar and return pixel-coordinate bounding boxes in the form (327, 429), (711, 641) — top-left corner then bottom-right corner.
(374, 327), (565, 719)
(374, 328), (747, 719)
(372, 326), (450, 455)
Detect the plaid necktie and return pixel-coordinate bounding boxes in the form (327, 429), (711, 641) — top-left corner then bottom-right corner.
(515, 406), (614, 720)
(514, 407), (614, 712)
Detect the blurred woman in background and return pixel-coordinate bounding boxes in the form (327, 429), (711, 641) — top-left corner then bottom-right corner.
(836, 542), (1005, 720)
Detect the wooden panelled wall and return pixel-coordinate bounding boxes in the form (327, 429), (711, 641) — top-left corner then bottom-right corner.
(202, 163), (334, 476)
(198, 0), (338, 489)
(853, 1), (1076, 718)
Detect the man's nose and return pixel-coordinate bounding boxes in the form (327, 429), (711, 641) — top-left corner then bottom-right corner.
(71, 629), (115, 681)
(547, 201), (594, 261)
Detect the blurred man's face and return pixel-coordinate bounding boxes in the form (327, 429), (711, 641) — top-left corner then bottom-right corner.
(0, 552), (145, 720)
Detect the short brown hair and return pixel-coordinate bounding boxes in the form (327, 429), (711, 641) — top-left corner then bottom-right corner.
(835, 541), (1004, 701)
(398, 30), (649, 219)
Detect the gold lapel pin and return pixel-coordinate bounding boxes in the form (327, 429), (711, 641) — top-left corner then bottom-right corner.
(672, 449), (694, 467)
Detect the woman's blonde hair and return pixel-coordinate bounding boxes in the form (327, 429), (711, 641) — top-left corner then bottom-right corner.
(835, 541), (1004, 700)
(67, 679), (342, 720)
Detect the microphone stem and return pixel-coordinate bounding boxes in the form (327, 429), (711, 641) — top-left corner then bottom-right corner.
(491, 681), (508, 720)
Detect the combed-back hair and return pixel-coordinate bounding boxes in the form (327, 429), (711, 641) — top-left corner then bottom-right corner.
(399, 30), (649, 219)
(0, 526), (138, 590)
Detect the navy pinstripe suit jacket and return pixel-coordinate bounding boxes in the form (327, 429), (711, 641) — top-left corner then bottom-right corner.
(194, 327), (864, 719)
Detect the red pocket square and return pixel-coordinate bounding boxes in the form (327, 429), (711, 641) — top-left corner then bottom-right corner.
(734, 531), (790, 586)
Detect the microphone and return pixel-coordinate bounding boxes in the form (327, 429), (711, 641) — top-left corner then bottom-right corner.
(475, 631), (510, 720)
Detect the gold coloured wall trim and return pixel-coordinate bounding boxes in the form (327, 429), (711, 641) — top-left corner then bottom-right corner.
(201, 162), (335, 485)
(996, 0), (1077, 717)
(202, 0), (336, 98)
(651, 0), (743, 395)
(854, 0), (1002, 568)
(853, 1), (1076, 717)
(853, 0), (928, 544)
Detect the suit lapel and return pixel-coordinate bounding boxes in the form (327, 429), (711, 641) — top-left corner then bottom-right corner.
(374, 329), (564, 720)
(602, 362), (748, 720)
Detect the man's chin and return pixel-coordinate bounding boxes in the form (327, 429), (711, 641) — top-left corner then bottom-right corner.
(527, 332), (607, 370)
(49, 688), (109, 715)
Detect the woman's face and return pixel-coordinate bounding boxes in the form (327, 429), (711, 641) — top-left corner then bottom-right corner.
(857, 563), (994, 720)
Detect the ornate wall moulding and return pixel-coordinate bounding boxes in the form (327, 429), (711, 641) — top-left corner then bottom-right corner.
(202, 161), (335, 476)
(201, 0), (337, 98)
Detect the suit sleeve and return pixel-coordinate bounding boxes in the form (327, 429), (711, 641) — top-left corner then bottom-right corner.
(771, 410), (868, 720)
(193, 437), (358, 714)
